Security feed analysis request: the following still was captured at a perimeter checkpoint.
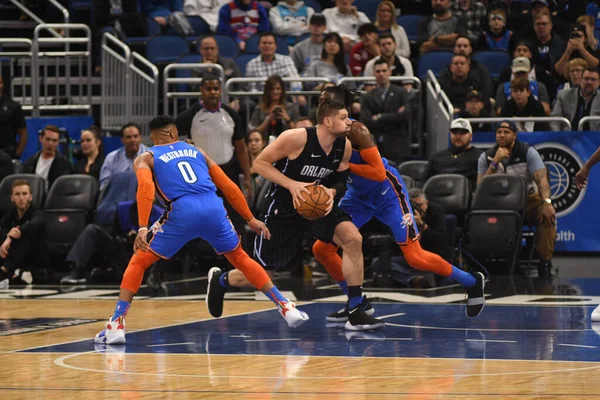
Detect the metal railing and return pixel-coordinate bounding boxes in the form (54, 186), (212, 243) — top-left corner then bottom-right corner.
(578, 116), (600, 131)
(337, 76), (422, 93)
(0, 38), (33, 109)
(162, 63), (225, 117)
(31, 23), (92, 116)
(130, 52), (159, 137)
(101, 32), (131, 132)
(466, 117), (572, 131)
(425, 70), (453, 157)
(48, 0), (69, 24)
(7, 0), (62, 38)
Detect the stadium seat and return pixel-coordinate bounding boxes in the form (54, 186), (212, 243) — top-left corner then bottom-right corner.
(147, 17), (161, 37)
(213, 34), (239, 58)
(0, 174), (45, 217)
(354, 0), (379, 20)
(417, 51), (453, 79)
(235, 53), (260, 76)
(397, 15), (425, 43)
(176, 53), (202, 64)
(145, 35), (190, 64)
(246, 34), (289, 55)
(304, 0), (321, 12)
(401, 175), (416, 190)
(422, 174), (470, 217)
(187, 15), (211, 36)
(95, 172), (138, 225)
(398, 160), (429, 187)
(462, 175), (528, 275)
(472, 51), (512, 80)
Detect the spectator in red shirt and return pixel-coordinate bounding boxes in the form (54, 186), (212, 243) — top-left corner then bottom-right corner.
(350, 23), (380, 77)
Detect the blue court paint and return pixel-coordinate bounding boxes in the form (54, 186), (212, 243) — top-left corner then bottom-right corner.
(21, 304), (600, 362)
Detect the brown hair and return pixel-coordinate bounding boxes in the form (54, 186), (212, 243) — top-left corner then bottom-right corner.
(565, 58), (588, 80)
(577, 15), (595, 28)
(375, 1), (397, 29)
(41, 124), (60, 137)
(510, 77), (530, 91)
(534, 12), (552, 23)
(260, 75), (286, 112)
(11, 179), (30, 191)
(316, 98), (346, 124)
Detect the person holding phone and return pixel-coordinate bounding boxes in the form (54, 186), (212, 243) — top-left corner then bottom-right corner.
(554, 23), (600, 77)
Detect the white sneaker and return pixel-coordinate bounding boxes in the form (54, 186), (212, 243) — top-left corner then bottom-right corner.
(278, 301), (309, 328)
(591, 305), (600, 322)
(94, 316), (126, 344)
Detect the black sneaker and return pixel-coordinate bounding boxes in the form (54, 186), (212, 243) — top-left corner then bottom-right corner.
(326, 296), (374, 322)
(206, 267), (227, 318)
(344, 306), (385, 331)
(465, 272), (486, 318)
(60, 263), (86, 284)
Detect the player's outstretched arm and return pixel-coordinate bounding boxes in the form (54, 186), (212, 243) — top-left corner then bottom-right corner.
(253, 128), (313, 209)
(347, 121), (386, 182)
(576, 146), (600, 189)
(133, 152), (155, 252)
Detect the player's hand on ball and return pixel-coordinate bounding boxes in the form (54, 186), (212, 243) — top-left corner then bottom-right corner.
(575, 166), (589, 190)
(248, 218), (271, 240)
(320, 185), (335, 216)
(288, 180), (314, 209)
(134, 229), (150, 253)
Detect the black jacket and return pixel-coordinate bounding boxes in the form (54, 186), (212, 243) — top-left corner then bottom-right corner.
(0, 205), (45, 241)
(359, 84), (409, 135)
(24, 151), (73, 189)
(74, 154), (105, 182)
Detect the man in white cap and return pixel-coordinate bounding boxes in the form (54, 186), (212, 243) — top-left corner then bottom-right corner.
(427, 117), (483, 190)
(494, 56), (551, 115)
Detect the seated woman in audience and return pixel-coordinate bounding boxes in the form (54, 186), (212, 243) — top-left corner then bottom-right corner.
(248, 129), (266, 193)
(248, 75), (300, 139)
(74, 125), (105, 181)
(556, 58), (588, 96)
(304, 33), (351, 90)
(375, 1), (410, 58)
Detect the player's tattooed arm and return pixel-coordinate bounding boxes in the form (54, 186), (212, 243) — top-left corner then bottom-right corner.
(532, 168), (551, 200)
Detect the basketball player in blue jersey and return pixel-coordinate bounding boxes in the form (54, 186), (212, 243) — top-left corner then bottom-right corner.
(95, 116), (308, 345)
(311, 85), (486, 320)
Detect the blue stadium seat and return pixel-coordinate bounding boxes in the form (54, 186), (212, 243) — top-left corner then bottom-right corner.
(472, 51), (512, 80)
(235, 53), (259, 76)
(304, 0), (321, 12)
(175, 53), (202, 91)
(176, 53), (202, 64)
(397, 15), (425, 43)
(595, 30), (600, 42)
(146, 35), (190, 65)
(245, 34), (289, 55)
(213, 34), (239, 58)
(354, 0), (378, 20)
(187, 15), (211, 36)
(417, 51), (453, 78)
(147, 17), (161, 36)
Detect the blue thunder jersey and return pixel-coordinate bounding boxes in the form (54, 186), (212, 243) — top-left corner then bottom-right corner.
(346, 149), (391, 197)
(148, 141), (217, 203)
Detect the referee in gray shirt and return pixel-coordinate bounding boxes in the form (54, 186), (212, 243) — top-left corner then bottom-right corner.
(176, 75), (253, 237)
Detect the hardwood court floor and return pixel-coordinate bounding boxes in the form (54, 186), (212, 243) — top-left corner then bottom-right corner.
(1, 299), (600, 399)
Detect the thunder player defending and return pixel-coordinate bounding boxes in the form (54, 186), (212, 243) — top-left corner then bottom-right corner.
(207, 98), (385, 331)
(312, 86), (486, 320)
(95, 116), (308, 345)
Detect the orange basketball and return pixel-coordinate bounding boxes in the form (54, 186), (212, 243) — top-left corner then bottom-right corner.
(296, 185), (330, 220)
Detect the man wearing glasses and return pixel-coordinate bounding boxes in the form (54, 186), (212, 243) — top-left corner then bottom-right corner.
(551, 67), (600, 131)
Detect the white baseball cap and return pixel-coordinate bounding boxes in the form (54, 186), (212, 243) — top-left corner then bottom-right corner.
(450, 118), (472, 134)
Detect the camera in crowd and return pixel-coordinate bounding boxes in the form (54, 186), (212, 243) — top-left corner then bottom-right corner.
(410, 200), (423, 218)
(570, 24), (587, 40)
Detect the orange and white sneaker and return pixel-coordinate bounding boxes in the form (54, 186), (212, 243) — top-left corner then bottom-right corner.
(278, 301), (309, 328)
(94, 316), (126, 344)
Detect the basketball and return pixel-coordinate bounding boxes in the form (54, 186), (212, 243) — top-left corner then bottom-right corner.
(296, 185), (330, 220)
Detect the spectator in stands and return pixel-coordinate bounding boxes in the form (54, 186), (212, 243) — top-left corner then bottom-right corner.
(24, 125), (72, 190)
(487, 0), (531, 32)
(500, 77), (549, 131)
(322, 0), (371, 52)
(217, 0), (270, 52)
(247, 130), (267, 193)
(554, 24), (600, 78)
(439, 54), (491, 114)
(551, 67), (600, 131)
(99, 123), (147, 191)
(74, 126), (105, 182)
(246, 32), (303, 93)
(139, 0), (183, 28)
(482, 8), (514, 52)
(458, 90), (492, 133)
(294, 116), (314, 129)
(0, 77), (27, 160)
(451, 0), (486, 47)
(360, 59), (410, 163)
(191, 36), (241, 93)
(349, 23), (380, 77)
(364, 34), (414, 92)
(551, 0), (587, 25)
(61, 200), (164, 285)
(270, 0), (315, 46)
(440, 35), (493, 105)
(498, 41), (559, 103)
(305, 33), (351, 88)
(249, 75), (301, 139)
(175, 75), (252, 234)
(418, 0), (468, 54)
(291, 13), (327, 75)
(477, 120), (556, 278)
(184, 0), (229, 32)
(428, 118), (483, 190)
(520, 0), (570, 43)
(556, 58), (588, 94)
(397, 0), (433, 16)
(0, 180), (45, 286)
(577, 15), (599, 51)
(495, 57), (551, 116)
(529, 13), (566, 78)
(375, 1), (410, 58)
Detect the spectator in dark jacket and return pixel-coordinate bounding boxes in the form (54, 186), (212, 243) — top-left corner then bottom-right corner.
(439, 54), (491, 114)
(74, 125), (105, 182)
(418, 0), (468, 54)
(24, 125), (72, 190)
(0, 180), (46, 286)
(500, 77), (549, 131)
